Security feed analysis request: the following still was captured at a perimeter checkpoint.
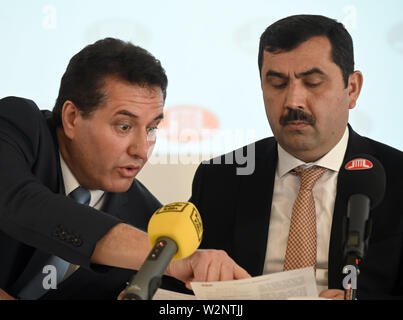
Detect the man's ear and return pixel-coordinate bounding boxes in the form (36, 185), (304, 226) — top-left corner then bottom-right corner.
(347, 71), (363, 110)
(61, 100), (81, 139)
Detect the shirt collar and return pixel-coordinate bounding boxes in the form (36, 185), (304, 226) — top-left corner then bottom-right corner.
(59, 152), (105, 207)
(277, 127), (349, 178)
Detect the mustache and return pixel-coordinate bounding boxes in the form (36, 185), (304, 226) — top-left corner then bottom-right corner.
(279, 108), (316, 126)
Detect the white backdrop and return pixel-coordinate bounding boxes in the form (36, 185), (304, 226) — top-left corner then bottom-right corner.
(1, 0), (402, 158)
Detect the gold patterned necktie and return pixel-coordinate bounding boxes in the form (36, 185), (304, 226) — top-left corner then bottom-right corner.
(283, 166), (327, 272)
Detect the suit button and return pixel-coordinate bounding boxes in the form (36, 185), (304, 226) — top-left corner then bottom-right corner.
(59, 231), (67, 240)
(53, 225), (65, 239)
(72, 237), (83, 247)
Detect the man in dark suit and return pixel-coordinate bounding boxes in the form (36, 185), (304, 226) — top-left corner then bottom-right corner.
(190, 15), (403, 299)
(0, 38), (249, 299)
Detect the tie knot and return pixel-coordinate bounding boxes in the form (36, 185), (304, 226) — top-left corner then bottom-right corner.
(292, 166), (327, 191)
(69, 186), (91, 205)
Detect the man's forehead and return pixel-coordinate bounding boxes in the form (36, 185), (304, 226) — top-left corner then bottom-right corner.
(102, 77), (163, 97)
(261, 36), (333, 68)
(90, 78), (164, 120)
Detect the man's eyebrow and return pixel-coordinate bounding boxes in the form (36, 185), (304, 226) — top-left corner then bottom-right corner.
(116, 110), (137, 118)
(152, 113), (164, 122)
(265, 70), (288, 79)
(115, 110), (164, 122)
(296, 68), (325, 78)
(265, 68), (326, 80)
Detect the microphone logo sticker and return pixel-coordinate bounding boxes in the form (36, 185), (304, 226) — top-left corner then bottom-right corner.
(190, 208), (203, 242)
(345, 158), (373, 170)
(156, 202), (188, 214)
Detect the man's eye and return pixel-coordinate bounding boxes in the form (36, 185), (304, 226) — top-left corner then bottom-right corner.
(147, 127), (158, 134)
(267, 78), (288, 89)
(147, 127), (158, 141)
(272, 83), (287, 89)
(305, 82), (321, 88)
(118, 124), (131, 131)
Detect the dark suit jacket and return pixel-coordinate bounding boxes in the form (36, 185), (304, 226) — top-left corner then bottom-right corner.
(0, 96), (163, 299)
(190, 126), (403, 299)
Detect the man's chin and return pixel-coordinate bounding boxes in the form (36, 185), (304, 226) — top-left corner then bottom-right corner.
(278, 135), (317, 153)
(102, 179), (135, 193)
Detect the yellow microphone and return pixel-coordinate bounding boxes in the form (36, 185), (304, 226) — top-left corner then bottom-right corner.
(122, 202), (203, 300)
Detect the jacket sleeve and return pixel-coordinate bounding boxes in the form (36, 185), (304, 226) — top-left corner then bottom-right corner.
(0, 97), (123, 269)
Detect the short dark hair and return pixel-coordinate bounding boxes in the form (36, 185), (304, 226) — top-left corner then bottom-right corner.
(53, 38), (168, 126)
(258, 14), (354, 87)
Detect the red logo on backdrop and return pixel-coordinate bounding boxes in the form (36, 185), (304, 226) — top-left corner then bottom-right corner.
(158, 105), (219, 142)
(345, 158), (373, 170)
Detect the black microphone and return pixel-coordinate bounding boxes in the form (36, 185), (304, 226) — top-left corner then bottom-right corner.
(339, 154), (386, 264)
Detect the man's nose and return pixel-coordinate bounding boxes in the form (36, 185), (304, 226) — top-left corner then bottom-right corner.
(284, 81), (307, 110)
(127, 130), (151, 162)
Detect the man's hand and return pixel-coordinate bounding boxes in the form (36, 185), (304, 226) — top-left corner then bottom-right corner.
(0, 288), (16, 300)
(166, 249), (251, 290)
(319, 289), (344, 300)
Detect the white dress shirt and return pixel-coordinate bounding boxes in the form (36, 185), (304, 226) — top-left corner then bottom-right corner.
(60, 153), (106, 210)
(263, 128), (349, 293)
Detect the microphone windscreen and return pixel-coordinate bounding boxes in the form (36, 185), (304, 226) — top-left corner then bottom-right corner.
(147, 202), (203, 260)
(339, 154), (386, 209)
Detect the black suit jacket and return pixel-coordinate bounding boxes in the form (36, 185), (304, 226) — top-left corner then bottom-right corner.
(0, 96), (163, 299)
(190, 126), (403, 299)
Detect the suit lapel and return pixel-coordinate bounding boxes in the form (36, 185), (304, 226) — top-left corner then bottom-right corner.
(101, 185), (152, 232)
(232, 138), (278, 276)
(328, 126), (375, 288)
(102, 192), (129, 220)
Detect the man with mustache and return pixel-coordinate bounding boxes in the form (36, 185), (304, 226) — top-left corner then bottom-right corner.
(190, 15), (403, 299)
(0, 38), (249, 300)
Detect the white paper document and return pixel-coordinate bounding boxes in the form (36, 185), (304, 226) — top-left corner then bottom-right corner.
(153, 288), (196, 300)
(153, 267), (318, 300)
